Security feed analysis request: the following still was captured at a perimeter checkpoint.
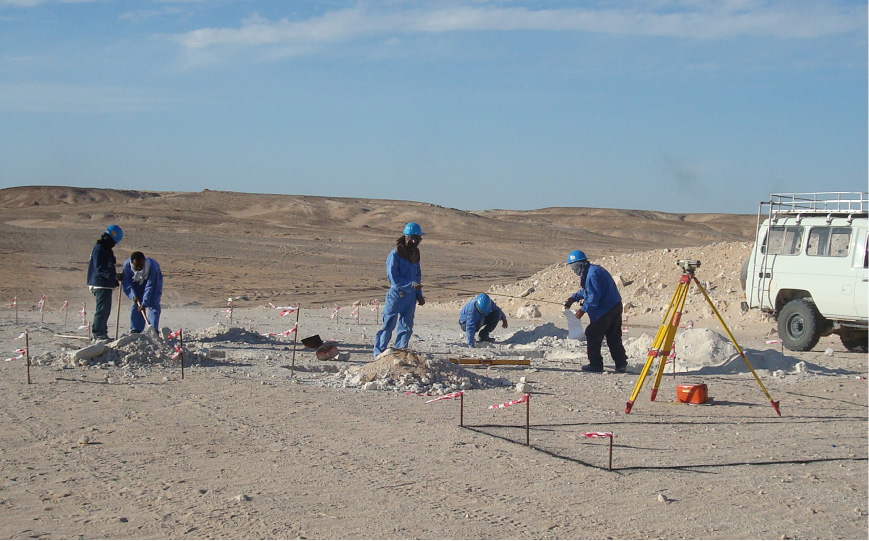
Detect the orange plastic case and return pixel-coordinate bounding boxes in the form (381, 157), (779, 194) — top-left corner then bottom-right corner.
(676, 384), (708, 404)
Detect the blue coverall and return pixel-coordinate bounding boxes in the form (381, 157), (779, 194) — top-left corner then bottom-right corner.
(86, 237), (118, 339)
(459, 299), (505, 347)
(568, 264), (628, 371)
(121, 257), (163, 332)
(373, 249), (423, 357)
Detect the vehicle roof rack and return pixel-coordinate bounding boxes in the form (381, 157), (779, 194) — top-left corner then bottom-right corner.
(767, 192), (868, 215)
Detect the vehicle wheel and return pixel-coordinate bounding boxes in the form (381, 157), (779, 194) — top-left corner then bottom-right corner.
(840, 332), (868, 353)
(777, 299), (823, 351)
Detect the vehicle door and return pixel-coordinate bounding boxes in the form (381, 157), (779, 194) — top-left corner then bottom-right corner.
(805, 225), (854, 318)
(855, 228), (868, 319)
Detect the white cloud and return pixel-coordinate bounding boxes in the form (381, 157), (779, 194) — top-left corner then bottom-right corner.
(172, 1), (866, 50)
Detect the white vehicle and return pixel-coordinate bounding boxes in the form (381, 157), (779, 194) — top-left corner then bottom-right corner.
(742, 192), (868, 352)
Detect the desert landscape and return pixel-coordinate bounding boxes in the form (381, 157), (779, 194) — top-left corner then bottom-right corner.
(0, 186), (866, 540)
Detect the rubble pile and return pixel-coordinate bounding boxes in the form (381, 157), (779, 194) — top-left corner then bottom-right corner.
(328, 348), (504, 394)
(54, 332), (195, 369)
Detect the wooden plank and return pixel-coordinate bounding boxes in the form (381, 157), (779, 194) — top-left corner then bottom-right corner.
(54, 334), (91, 340)
(449, 358), (531, 366)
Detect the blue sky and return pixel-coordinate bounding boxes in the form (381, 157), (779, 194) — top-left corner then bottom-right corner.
(0, 1), (866, 213)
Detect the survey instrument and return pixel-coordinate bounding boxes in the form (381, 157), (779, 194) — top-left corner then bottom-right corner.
(625, 259), (781, 415)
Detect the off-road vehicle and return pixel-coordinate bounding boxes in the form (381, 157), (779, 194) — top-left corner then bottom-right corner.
(742, 192), (868, 352)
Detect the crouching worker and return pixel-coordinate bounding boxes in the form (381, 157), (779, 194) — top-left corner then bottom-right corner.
(459, 294), (508, 347)
(122, 251), (163, 333)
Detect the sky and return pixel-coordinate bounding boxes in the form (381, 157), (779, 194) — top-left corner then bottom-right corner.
(0, 0), (866, 214)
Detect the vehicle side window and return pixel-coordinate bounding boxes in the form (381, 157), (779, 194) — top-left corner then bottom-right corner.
(765, 226), (803, 255)
(807, 226), (851, 257)
(864, 236), (868, 268)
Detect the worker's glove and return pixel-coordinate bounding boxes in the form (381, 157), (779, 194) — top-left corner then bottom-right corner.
(501, 318), (508, 329)
(563, 298), (574, 309)
(412, 282), (423, 290)
(417, 296), (425, 306)
(116, 272), (124, 281)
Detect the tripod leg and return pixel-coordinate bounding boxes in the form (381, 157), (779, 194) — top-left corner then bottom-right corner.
(626, 276), (686, 413)
(650, 278), (690, 401)
(692, 278), (782, 416)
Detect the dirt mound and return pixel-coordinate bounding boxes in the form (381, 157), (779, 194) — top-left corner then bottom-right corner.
(487, 242), (773, 329)
(624, 327), (804, 375)
(184, 323), (270, 343)
(331, 348), (501, 394)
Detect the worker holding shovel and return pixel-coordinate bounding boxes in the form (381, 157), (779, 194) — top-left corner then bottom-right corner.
(86, 225), (123, 341)
(121, 251), (163, 334)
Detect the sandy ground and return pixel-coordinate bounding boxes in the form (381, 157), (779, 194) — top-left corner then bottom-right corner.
(0, 187), (865, 539)
(0, 299), (866, 540)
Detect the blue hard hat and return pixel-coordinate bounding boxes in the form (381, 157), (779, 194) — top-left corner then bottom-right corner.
(474, 294), (493, 315)
(106, 225), (123, 244)
(566, 250), (587, 264)
(403, 222), (425, 236)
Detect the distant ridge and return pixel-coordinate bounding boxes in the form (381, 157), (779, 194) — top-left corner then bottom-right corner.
(0, 186), (755, 306)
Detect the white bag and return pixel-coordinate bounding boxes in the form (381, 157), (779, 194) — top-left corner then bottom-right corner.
(564, 309), (586, 341)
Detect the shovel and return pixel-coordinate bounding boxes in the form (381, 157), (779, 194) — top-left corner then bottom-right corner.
(137, 301), (156, 336)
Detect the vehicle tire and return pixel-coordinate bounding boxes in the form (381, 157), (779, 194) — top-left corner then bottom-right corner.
(777, 299), (823, 351)
(840, 332), (868, 353)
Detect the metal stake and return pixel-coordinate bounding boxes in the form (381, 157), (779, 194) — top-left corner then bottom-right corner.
(25, 330), (31, 385)
(289, 306), (300, 379)
(114, 287), (122, 340)
(180, 329), (185, 380)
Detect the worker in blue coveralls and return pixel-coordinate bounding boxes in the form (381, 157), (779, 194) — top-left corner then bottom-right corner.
(121, 251), (163, 333)
(563, 250), (628, 373)
(373, 222), (426, 357)
(459, 293), (508, 347)
(86, 225), (123, 341)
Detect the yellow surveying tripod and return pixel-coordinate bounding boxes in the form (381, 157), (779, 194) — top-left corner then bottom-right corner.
(625, 259), (781, 416)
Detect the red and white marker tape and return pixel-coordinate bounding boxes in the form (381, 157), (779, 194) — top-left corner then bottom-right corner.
(9, 296), (17, 308)
(583, 432), (615, 438)
(329, 306), (340, 320)
(764, 339), (783, 345)
(5, 344), (27, 362)
(167, 329), (181, 339)
(15, 332), (26, 340)
(59, 301), (68, 313)
(269, 303), (297, 317)
(78, 304), (88, 329)
(488, 394), (529, 409)
(679, 320), (694, 330)
(621, 326), (628, 334)
(171, 346), (182, 360)
(425, 391), (464, 403)
(370, 299), (379, 312)
(37, 294), (45, 311)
